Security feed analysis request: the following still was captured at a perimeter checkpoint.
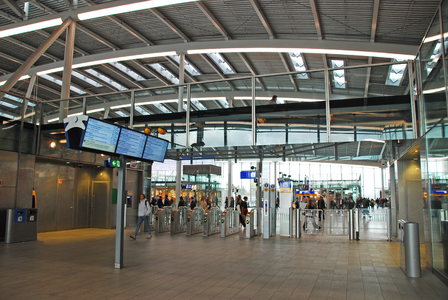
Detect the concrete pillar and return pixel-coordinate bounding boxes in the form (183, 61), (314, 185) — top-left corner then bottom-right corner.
(394, 156), (424, 242)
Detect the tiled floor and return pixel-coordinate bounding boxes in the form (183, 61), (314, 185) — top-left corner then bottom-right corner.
(0, 228), (447, 300)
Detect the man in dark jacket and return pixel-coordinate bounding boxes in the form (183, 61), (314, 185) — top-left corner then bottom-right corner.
(317, 196), (325, 221)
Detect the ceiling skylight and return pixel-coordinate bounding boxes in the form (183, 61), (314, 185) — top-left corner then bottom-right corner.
(426, 38), (448, 76)
(288, 52), (308, 79)
(149, 63), (179, 84)
(191, 99), (207, 111)
(331, 60), (345, 89)
(171, 55), (201, 76)
(386, 59), (407, 86)
(4, 94), (36, 107)
(0, 100), (18, 109)
(72, 71), (103, 87)
(135, 106), (150, 115)
(40, 74), (86, 95)
(153, 103), (171, 113)
(216, 98), (229, 108)
(85, 69), (128, 91)
(114, 111), (128, 117)
(207, 53), (235, 74)
(109, 62), (146, 81)
(0, 112), (14, 119)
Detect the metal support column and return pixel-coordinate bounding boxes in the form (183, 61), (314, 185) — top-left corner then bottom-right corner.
(129, 90), (135, 128)
(251, 76), (256, 146)
(59, 20), (76, 122)
(185, 84), (191, 148)
(115, 155), (126, 269)
(176, 54), (184, 205)
(228, 160), (232, 207)
(325, 69), (331, 142)
(82, 97), (87, 115)
(408, 61), (418, 139)
(0, 18), (73, 97)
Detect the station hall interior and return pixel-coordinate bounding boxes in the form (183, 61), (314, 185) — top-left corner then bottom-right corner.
(2, 0), (448, 299)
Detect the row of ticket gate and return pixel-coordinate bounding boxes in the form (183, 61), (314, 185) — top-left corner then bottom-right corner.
(149, 206), (241, 237)
(145, 205), (392, 240)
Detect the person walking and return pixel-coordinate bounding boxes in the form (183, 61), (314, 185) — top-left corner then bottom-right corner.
(130, 194), (152, 240)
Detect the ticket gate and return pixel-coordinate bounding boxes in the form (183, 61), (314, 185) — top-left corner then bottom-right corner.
(154, 207), (172, 233)
(204, 207), (222, 236)
(246, 210), (256, 238)
(187, 207), (204, 235)
(221, 209), (239, 237)
(171, 206), (188, 234)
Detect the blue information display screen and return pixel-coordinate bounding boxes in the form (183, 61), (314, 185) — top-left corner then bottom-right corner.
(80, 118), (121, 152)
(115, 128), (147, 158)
(240, 171), (257, 179)
(142, 135), (169, 163)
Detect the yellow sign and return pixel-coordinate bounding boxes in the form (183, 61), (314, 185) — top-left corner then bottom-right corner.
(264, 188), (268, 192)
(271, 189), (275, 192)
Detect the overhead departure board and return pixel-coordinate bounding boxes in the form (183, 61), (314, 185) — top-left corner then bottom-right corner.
(115, 128), (147, 158)
(142, 135), (169, 163)
(80, 118), (121, 153)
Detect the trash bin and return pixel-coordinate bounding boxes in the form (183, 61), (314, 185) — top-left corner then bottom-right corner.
(4, 208), (38, 244)
(398, 220), (421, 278)
(442, 220), (448, 274)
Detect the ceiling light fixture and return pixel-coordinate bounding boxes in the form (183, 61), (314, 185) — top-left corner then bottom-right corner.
(0, 18), (63, 38)
(187, 48), (415, 60)
(0, 75), (30, 86)
(78, 0), (199, 21)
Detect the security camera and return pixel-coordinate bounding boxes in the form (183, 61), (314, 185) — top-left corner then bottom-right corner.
(78, 164), (83, 168)
(380, 159), (387, 167)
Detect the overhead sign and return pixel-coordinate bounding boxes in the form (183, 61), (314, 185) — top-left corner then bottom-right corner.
(105, 159), (121, 168)
(240, 171), (257, 179)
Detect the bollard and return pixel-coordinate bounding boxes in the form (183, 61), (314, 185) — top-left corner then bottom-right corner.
(289, 207), (294, 238)
(296, 208), (301, 238)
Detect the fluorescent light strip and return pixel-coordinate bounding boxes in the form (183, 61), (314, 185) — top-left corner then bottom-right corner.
(188, 48), (416, 60)
(78, 0), (198, 21)
(0, 75), (30, 86)
(234, 96), (323, 102)
(73, 52), (176, 69)
(136, 100), (178, 105)
(424, 32), (448, 43)
(423, 87), (446, 94)
(111, 104), (131, 109)
(0, 18), (62, 38)
(87, 108), (105, 114)
(48, 117), (59, 123)
(363, 139), (385, 143)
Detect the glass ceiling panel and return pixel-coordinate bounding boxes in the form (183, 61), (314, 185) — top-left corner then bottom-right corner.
(71, 71), (103, 87)
(109, 62), (146, 81)
(331, 60), (346, 89)
(288, 52), (309, 79)
(149, 63), (179, 84)
(135, 105), (151, 115)
(40, 74), (86, 95)
(4, 94), (36, 107)
(386, 59), (407, 86)
(0, 100), (18, 109)
(85, 69), (128, 91)
(207, 53), (235, 75)
(0, 112), (14, 119)
(171, 55), (201, 76)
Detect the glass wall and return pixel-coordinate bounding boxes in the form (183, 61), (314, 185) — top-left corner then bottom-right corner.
(419, 1), (448, 283)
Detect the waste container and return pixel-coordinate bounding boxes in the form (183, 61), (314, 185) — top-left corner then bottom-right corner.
(398, 220), (421, 278)
(3, 208), (38, 243)
(442, 220), (448, 273)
